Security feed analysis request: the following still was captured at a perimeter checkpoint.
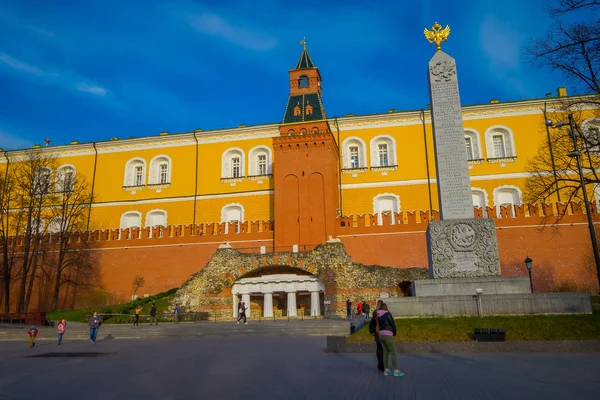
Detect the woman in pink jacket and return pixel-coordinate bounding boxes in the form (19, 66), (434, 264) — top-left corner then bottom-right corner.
(57, 319), (66, 345)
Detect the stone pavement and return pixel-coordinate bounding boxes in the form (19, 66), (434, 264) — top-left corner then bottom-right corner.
(0, 336), (598, 400)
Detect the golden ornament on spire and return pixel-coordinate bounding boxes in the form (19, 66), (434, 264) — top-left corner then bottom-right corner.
(424, 22), (450, 51)
(300, 37), (307, 51)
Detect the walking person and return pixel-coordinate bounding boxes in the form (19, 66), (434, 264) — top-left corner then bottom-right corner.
(376, 303), (403, 377)
(357, 301), (363, 316)
(149, 303), (157, 325)
(134, 304), (141, 326)
(369, 300), (384, 371)
(364, 301), (371, 320)
(346, 299), (352, 319)
(28, 325), (38, 348)
(57, 319), (66, 345)
(174, 304), (180, 324)
(237, 301), (247, 324)
(88, 311), (102, 344)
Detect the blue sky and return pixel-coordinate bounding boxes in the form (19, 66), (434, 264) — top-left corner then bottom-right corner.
(0, 0), (567, 150)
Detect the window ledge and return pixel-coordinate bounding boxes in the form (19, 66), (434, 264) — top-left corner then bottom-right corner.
(341, 167), (368, 174)
(370, 165), (398, 172)
(147, 183), (171, 192)
(247, 174), (272, 181)
(123, 185), (145, 191)
(487, 156), (517, 164)
(467, 158), (485, 165)
(220, 177), (246, 184)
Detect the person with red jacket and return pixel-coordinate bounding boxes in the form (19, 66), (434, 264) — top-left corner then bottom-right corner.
(57, 319), (66, 345)
(28, 325), (38, 348)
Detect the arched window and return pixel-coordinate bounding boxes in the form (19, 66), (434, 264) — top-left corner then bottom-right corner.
(124, 158), (146, 187)
(48, 216), (67, 234)
(312, 127), (319, 134)
(27, 218), (45, 236)
(55, 165), (75, 192)
(464, 129), (482, 160)
(300, 128), (307, 135)
(293, 105), (301, 117)
(120, 211), (142, 229)
(306, 104), (313, 115)
(146, 209), (167, 227)
(471, 188), (488, 217)
(342, 137), (367, 169)
(485, 126), (516, 158)
(373, 193), (401, 225)
(288, 129), (295, 136)
(298, 75), (309, 88)
(493, 186), (522, 217)
(221, 148), (245, 179)
(581, 118), (600, 152)
(248, 146), (272, 176)
(221, 203), (244, 234)
(33, 167), (52, 194)
(149, 156), (171, 185)
(370, 135), (397, 167)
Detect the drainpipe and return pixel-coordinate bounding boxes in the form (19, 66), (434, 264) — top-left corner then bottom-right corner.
(334, 118), (343, 217)
(86, 142), (98, 231)
(421, 110), (433, 219)
(192, 132), (199, 226)
(543, 102), (561, 202)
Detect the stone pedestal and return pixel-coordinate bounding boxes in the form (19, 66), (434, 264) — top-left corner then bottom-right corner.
(287, 291), (297, 317)
(263, 292), (273, 317)
(413, 276), (531, 296)
(427, 218), (501, 279)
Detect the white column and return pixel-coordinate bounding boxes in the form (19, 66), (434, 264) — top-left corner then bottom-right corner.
(263, 292), (273, 317)
(233, 294), (238, 317)
(287, 291), (297, 317)
(310, 291), (321, 316)
(242, 293), (251, 318)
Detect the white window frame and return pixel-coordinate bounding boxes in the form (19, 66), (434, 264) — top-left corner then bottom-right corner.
(33, 167), (52, 194)
(149, 155), (172, 185)
(372, 193), (401, 225)
(471, 187), (489, 217)
(27, 218), (46, 236)
(221, 148), (245, 179)
(221, 203), (244, 234)
(48, 216), (67, 234)
(369, 135), (397, 167)
(492, 185), (522, 217)
(55, 165), (76, 192)
(342, 137), (367, 169)
(124, 158), (146, 187)
(464, 129), (482, 160)
(248, 146), (272, 176)
(120, 211), (142, 229)
(485, 126), (516, 159)
(349, 146), (360, 169)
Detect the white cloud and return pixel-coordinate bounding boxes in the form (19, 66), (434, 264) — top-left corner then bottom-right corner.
(188, 12), (277, 51)
(0, 52), (56, 77)
(0, 128), (33, 150)
(76, 82), (107, 96)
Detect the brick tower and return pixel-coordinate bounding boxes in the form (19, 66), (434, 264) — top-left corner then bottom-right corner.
(273, 41), (340, 249)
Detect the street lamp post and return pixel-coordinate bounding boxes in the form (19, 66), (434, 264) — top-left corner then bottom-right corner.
(548, 114), (600, 293)
(524, 256), (533, 293)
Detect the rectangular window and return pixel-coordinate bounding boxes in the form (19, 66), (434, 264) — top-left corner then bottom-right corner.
(135, 166), (143, 186)
(465, 137), (473, 160)
(349, 147), (360, 169)
(493, 135), (505, 158)
(159, 164), (168, 184)
(63, 171), (74, 191)
(232, 157), (240, 178)
(378, 144), (389, 166)
(258, 155), (267, 176)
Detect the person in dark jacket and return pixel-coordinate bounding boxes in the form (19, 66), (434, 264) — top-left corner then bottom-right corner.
(149, 303), (157, 325)
(363, 301), (370, 320)
(346, 299), (352, 318)
(88, 311), (102, 344)
(376, 303), (403, 377)
(369, 300), (384, 371)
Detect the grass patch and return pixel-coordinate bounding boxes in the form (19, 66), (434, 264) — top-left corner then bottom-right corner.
(46, 288), (178, 324)
(347, 313), (600, 343)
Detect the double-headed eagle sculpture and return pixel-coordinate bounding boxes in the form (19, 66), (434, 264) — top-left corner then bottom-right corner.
(424, 22), (451, 51)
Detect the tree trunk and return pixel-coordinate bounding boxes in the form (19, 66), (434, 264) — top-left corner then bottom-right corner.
(24, 249), (40, 312)
(2, 251), (10, 314)
(51, 248), (66, 311)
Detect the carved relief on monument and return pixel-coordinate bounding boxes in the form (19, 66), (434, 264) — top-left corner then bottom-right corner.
(429, 60), (456, 82)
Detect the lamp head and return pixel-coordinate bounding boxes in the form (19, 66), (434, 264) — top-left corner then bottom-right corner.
(475, 288), (483, 295)
(567, 150), (581, 158)
(545, 119), (554, 127)
(524, 256), (533, 271)
(554, 121), (568, 128)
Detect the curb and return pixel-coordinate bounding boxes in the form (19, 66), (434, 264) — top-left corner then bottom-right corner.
(326, 336), (600, 354)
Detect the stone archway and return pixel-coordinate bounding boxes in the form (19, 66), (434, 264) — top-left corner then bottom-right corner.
(173, 242), (428, 319)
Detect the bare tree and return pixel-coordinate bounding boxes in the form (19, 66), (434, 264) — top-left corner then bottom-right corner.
(524, 2), (600, 216)
(132, 275), (145, 299)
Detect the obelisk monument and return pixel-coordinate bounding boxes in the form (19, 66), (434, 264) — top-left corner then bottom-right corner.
(424, 23), (501, 279)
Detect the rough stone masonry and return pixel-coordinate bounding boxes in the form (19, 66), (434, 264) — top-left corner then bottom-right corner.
(426, 50), (501, 278)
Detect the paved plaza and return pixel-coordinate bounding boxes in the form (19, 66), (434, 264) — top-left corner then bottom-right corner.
(0, 336), (599, 400)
